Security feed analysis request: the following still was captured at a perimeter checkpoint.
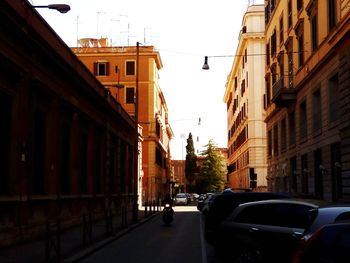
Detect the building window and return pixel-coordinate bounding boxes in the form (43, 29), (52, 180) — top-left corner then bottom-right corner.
(265, 75), (271, 107)
(290, 156), (297, 192)
(297, 0), (303, 13)
(329, 73), (339, 123)
(279, 14), (284, 45)
(312, 88), (322, 132)
(266, 43), (270, 66)
(126, 87), (135, 104)
(94, 62), (109, 76)
(306, 0), (319, 52)
(126, 61), (135, 75)
(288, 0), (292, 29)
(328, 0), (336, 31)
(241, 79), (246, 97)
(281, 118), (287, 151)
(271, 0), (276, 12)
(265, 3), (270, 25)
(299, 101), (307, 141)
(155, 147), (162, 166)
(93, 131), (103, 194)
(156, 121), (161, 138)
(119, 140), (126, 193)
(311, 15), (318, 51)
(32, 108), (47, 195)
(273, 124), (279, 156)
(0, 92), (11, 195)
(314, 148), (323, 199)
(278, 54), (284, 83)
(331, 142), (342, 200)
(79, 128), (88, 194)
(271, 30), (277, 57)
(59, 108), (72, 194)
(268, 130), (272, 157)
(301, 154), (308, 193)
(289, 111), (296, 147)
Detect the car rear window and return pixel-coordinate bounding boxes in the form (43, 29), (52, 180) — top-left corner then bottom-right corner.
(335, 212), (350, 222)
(234, 203), (314, 228)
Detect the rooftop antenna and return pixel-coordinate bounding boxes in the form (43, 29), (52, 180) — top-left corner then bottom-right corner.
(127, 23), (130, 46)
(144, 27), (151, 45)
(110, 18), (120, 46)
(248, 0), (255, 5)
(96, 11), (106, 38)
(75, 15), (80, 47)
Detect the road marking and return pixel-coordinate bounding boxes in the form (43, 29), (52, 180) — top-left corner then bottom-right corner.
(199, 215), (207, 263)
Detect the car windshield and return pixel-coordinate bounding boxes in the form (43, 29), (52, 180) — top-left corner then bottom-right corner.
(176, 194), (187, 198)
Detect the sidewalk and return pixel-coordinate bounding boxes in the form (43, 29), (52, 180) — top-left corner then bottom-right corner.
(0, 209), (159, 263)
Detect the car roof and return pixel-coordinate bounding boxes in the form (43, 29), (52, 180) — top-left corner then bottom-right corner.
(227, 199), (319, 219)
(212, 191), (291, 203)
(236, 198), (319, 207)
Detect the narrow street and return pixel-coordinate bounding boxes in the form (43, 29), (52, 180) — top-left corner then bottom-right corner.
(78, 206), (222, 263)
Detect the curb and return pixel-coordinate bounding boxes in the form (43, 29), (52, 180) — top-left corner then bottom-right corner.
(62, 213), (159, 263)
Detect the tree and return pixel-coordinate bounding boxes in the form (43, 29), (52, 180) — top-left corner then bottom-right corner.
(197, 140), (226, 193)
(185, 133), (197, 187)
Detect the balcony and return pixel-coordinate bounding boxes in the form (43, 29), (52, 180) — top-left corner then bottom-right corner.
(271, 76), (297, 107)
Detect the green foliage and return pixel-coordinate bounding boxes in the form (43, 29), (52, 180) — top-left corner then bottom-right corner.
(185, 133), (197, 184)
(197, 140), (226, 193)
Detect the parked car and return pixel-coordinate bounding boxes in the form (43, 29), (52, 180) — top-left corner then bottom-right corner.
(201, 193), (221, 216)
(204, 191), (291, 244)
(215, 199), (319, 263)
(301, 205), (350, 241)
(292, 221), (350, 263)
(191, 193), (199, 201)
(185, 193), (192, 204)
(174, 193), (188, 205)
(197, 193), (212, 211)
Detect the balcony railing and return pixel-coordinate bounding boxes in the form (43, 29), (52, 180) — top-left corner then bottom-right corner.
(271, 76), (296, 107)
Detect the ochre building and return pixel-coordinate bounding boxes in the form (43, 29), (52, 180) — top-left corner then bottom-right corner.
(264, 0), (350, 202)
(72, 42), (173, 204)
(224, 5), (267, 191)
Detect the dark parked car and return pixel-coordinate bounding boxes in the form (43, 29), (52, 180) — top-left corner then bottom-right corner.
(215, 199), (319, 263)
(301, 205), (350, 241)
(201, 193), (221, 216)
(197, 193), (213, 212)
(292, 221), (350, 263)
(174, 193), (188, 205)
(204, 191), (291, 243)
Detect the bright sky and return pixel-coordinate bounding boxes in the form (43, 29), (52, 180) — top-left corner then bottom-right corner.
(32, 0), (263, 160)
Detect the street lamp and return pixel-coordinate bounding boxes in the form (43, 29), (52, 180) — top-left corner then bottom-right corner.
(202, 55), (235, 70)
(202, 56), (210, 70)
(33, 4), (71, 13)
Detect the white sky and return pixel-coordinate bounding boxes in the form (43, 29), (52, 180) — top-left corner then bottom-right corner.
(32, 0), (264, 159)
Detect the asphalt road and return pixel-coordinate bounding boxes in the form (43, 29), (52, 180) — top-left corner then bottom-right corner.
(79, 205), (223, 263)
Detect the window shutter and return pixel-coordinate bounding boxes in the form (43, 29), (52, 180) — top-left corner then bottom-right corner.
(106, 62), (110, 75)
(93, 62), (98, 75)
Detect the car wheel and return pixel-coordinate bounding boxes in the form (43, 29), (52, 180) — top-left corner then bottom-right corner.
(233, 248), (260, 263)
